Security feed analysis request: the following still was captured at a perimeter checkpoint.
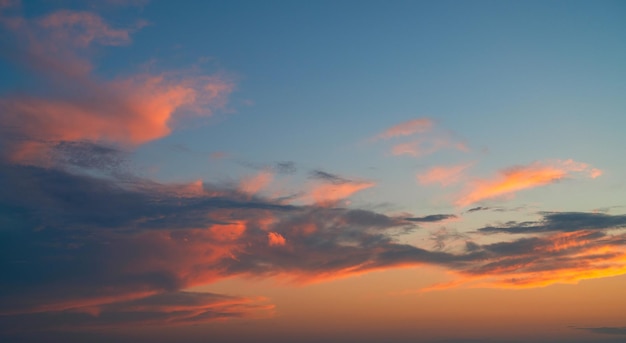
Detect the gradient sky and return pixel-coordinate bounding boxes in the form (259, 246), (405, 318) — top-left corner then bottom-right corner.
(1, 1), (626, 342)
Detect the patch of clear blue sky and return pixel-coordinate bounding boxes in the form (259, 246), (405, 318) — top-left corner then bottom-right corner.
(2, 0), (625, 210)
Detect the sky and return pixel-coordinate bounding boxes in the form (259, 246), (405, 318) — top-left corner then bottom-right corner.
(1, 0), (626, 342)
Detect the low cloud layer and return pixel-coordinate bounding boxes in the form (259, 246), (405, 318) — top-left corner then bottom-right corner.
(2, 157), (625, 331)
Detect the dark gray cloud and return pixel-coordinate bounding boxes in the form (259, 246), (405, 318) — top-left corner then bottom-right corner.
(274, 161), (297, 174)
(52, 140), (129, 175)
(0, 291), (269, 332)
(577, 327), (626, 335)
(467, 206), (490, 213)
(309, 170), (350, 184)
(405, 214), (457, 223)
(478, 212), (626, 234)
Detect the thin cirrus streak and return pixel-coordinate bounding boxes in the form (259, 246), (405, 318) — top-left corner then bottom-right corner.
(375, 118), (433, 140)
(455, 159), (601, 207)
(391, 137), (468, 157)
(417, 162), (473, 186)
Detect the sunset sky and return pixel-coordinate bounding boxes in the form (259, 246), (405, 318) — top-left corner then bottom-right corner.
(1, 1), (626, 342)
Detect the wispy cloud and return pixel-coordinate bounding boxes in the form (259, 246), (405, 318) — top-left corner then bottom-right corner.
(0, 291), (272, 331)
(305, 170), (375, 206)
(404, 214), (457, 223)
(455, 159), (601, 207)
(576, 326), (626, 336)
(374, 118), (433, 140)
(371, 118), (468, 158)
(417, 163), (473, 186)
(391, 138), (467, 157)
(478, 212), (626, 234)
(240, 170), (273, 195)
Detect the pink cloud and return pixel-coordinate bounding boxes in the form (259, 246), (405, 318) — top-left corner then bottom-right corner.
(391, 137), (468, 157)
(418, 163), (473, 187)
(239, 171), (273, 195)
(375, 118), (433, 140)
(456, 160), (602, 206)
(0, 9), (233, 164)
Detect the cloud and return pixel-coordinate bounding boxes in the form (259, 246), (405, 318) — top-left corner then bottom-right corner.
(0, 291), (272, 331)
(274, 161), (297, 174)
(268, 232), (286, 246)
(307, 180), (374, 207)
(455, 160), (601, 207)
(453, 230), (626, 289)
(369, 118), (468, 159)
(0, 8), (233, 164)
(577, 326), (626, 335)
(478, 212), (626, 234)
(404, 214), (457, 223)
(0, 162), (406, 328)
(466, 206), (491, 213)
(417, 163), (473, 186)
(306, 170), (375, 206)
(391, 137), (467, 158)
(240, 170), (273, 195)
(2, 160), (626, 330)
(375, 118), (433, 140)
(309, 170), (349, 184)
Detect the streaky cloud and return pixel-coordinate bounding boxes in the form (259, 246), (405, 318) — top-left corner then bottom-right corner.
(456, 159), (601, 207)
(478, 212), (626, 234)
(577, 326), (626, 335)
(404, 214), (457, 223)
(374, 118), (433, 140)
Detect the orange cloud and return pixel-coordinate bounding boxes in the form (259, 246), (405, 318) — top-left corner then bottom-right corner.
(418, 163), (473, 187)
(308, 180), (375, 206)
(376, 118), (433, 140)
(477, 232), (626, 289)
(268, 232), (286, 247)
(456, 160), (601, 207)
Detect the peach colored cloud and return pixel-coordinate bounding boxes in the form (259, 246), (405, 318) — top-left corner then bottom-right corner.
(418, 163), (473, 187)
(392, 137), (468, 157)
(376, 118), (433, 140)
(456, 160), (601, 207)
(308, 180), (375, 206)
(239, 171), (273, 195)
